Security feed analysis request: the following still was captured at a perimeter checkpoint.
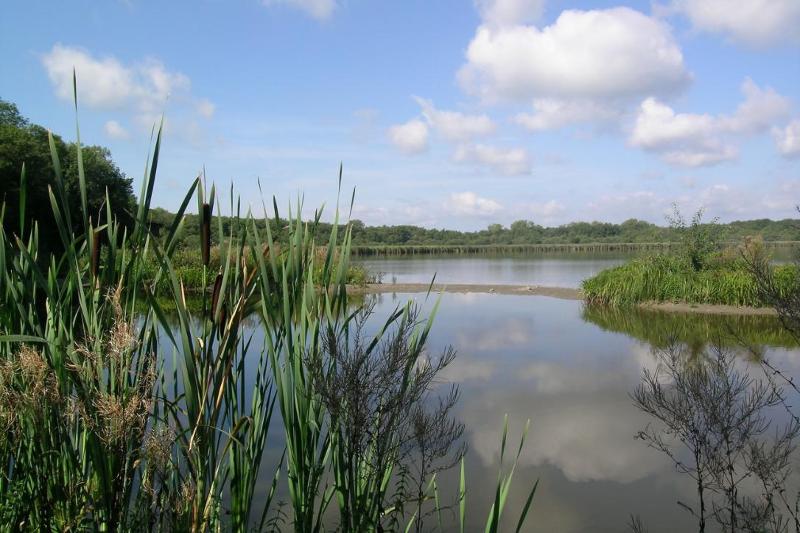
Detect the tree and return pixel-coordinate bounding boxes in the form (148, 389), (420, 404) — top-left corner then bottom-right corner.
(0, 99), (136, 250)
(63, 145), (135, 229)
(667, 205), (720, 271)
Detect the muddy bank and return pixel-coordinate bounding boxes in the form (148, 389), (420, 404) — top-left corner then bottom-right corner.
(349, 283), (583, 300)
(348, 283), (778, 316)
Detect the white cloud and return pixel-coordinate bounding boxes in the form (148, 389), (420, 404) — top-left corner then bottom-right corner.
(525, 199), (565, 219)
(41, 44), (212, 135)
(387, 119), (429, 154)
(262, 0), (336, 20)
(103, 120), (129, 140)
(772, 120), (800, 158)
(42, 44), (134, 108)
(459, 7), (689, 103)
(445, 191), (503, 216)
(718, 79), (791, 134)
(475, 0), (546, 26)
(514, 98), (622, 131)
(413, 97), (495, 141)
(629, 79), (790, 167)
(671, 0), (800, 47)
(196, 99), (215, 118)
(453, 143), (531, 175)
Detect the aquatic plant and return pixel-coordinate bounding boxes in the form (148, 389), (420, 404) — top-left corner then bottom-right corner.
(0, 80), (538, 531)
(582, 252), (799, 307)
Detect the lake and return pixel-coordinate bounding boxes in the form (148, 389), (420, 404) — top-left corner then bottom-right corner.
(163, 254), (799, 532)
(356, 252), (635, 288)
(347, 254), (799, 532)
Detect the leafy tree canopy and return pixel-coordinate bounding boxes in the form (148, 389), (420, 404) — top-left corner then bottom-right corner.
(0, 98), (136, 250)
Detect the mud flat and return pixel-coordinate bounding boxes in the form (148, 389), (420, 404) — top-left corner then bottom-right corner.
(349, 283), (778, 316)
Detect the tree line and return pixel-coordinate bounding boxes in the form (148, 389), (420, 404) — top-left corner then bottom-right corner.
(2, 97), (798, 254)
(0, 99), (136, 253)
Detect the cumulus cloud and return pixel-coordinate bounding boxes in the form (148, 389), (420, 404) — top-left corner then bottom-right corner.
(262, 0), (336, 20)
(387, 118), (429, 154)
(453, 143), (531, 175)
(41, 44), (213, 134)
(475, 0), (546, 26)
(772, 120), (800, 158)
(458, 7), (690, 104)
(514, 98), (622, 131)
(629, 79), (791, 167)
(103, 120), (129, 140)
(43, 44), (189, 110)
(445, 191), (503, 216)
(524, 199), (565, 219)
(413, 97), (495, 141)
(670, 0), (800, 47)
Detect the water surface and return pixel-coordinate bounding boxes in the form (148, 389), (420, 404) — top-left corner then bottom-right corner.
(357, 253), (635, 288)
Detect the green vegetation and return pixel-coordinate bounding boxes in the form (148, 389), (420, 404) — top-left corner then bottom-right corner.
(582, 211), (800, 307)
(582, 252), (799, 307)
(156, 211), (800, 253)
(0, 88), (537, 531)
(0, 99), (136, 251)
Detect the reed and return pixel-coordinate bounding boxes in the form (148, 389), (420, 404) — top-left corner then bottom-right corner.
(0, 81), (538, 531)
(582, 252), (799, 308)
(351, 241), (800, 257)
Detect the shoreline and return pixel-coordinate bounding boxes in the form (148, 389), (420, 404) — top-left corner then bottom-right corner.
(348, 283), (778, 316)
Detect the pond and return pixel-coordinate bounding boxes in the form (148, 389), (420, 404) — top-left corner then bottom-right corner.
(354, 291), (800, 532)
(356, 252), (636, 288)
(162, 254), (800, 531)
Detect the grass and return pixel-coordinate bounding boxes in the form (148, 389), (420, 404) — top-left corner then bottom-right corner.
(0, 80), (538, 532)
(582, 251), (799, 307)
(140, 245), (371, 293)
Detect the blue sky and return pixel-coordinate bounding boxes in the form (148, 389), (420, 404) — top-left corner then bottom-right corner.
(1, 0), (798, 229)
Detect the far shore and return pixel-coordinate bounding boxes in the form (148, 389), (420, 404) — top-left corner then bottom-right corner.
(348, 283), (778, 316)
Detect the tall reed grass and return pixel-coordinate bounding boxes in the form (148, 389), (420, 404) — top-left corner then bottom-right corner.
(582, 252), (799, 307)
(0, 79), (538, 531)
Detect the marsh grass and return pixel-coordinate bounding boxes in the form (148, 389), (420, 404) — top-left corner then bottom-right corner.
(582, 252), (799, 307)
(0, 79), (537, 531)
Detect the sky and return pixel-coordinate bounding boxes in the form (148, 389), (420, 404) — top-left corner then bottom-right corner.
(1, 0), (799, 230)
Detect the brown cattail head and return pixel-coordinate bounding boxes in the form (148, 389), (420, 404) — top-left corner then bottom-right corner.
(201, 203), (211, 267)
(210, 273), (223, 322)
(91, 229), (102, 280)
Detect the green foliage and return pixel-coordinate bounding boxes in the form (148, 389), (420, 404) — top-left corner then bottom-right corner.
(667, 205), (719, 271)
(148, 212), (800, 254)
(0, 98), (135, 250)
(582, 251), (799, 307)
(0, 90), (538, 532)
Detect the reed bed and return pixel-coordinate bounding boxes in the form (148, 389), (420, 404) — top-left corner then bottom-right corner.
(0, 83), (537, 532)
(351, 241), (799, 257)
(582, 253), (799, 307)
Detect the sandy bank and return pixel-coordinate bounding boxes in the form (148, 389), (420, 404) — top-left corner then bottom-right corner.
(348, 283), (778, 316)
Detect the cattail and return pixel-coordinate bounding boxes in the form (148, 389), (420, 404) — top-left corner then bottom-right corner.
(91, 229), (102, 280)
(201, 203), (211, 267)
(210, 272), (223, 322)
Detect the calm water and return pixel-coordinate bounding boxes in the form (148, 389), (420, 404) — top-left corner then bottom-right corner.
(359, 292), (799, 532)
(166, 254), (800, 531)
(356, 253), (635, 288)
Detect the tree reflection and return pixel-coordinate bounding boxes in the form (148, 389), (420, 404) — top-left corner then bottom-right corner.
(633, 344), (800, 532)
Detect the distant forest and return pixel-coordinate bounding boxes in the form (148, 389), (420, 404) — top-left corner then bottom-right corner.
(3, 97), (797, 252)
(148, 207), (800, 249)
